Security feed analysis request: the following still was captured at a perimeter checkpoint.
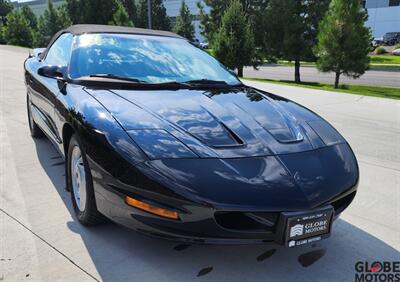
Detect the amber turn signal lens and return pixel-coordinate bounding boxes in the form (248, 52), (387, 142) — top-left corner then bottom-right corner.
(125, 196), (179, 220)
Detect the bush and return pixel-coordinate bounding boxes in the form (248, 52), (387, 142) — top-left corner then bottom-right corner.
(375, 46), (387, 55)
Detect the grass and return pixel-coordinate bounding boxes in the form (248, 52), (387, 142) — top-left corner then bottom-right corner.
(204, 49), (400, 70)
(370, 55), (400, 65)
(243, 77), (400, 100)
(277, 55), (400, 70)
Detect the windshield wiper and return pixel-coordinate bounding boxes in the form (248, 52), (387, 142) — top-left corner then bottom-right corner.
(89, 74), (148, 84)
(182, 79), (243, 87)
(149, 79), (243, 89)
(183, 79), (229, 85)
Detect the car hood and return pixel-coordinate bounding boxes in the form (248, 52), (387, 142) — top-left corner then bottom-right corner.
(134, 143), (358, 209)
(85, 86), (346, 159)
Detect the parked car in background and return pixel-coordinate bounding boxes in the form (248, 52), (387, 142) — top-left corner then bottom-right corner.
(200, 42), (209, 49)
(190, 38), (201, 48)
(392, 48), (400, 56)
(382, 32), (400, 46)
(372, 37), (383, 47)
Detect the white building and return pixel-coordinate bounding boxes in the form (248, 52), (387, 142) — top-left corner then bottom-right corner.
(364, 0), (400, 37)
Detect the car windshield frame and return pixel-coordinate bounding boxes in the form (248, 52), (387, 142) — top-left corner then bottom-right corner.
(68, 33), (241, 86)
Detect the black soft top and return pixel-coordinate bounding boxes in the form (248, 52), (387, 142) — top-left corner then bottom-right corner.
(64, 24), (182, 38)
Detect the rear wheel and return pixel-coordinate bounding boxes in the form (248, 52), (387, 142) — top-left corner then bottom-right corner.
(27, 95), (44, 138)
(67, 134), (104, 225)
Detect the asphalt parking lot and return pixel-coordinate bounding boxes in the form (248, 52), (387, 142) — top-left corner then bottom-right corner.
(244, 65), (400, 88)
(1, 45), (399, 281)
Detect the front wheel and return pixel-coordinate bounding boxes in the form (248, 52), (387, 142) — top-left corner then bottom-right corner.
(67, 134), (104, 225)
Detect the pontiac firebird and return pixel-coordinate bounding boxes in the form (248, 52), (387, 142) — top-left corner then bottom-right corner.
(24, 25), (359, 246)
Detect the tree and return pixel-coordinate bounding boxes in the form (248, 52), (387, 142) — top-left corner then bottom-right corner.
(65, 0), (82, 24)
(0, 23), (5, 44)
(21, 5), (37, 31)
(136, 0), (171, 30)
(65, 0), (117, 24)
(121, 0), (137, 23)
(314, 0), (372, 88)
(35, 0), (71, 47)
(213, 0), (254, 77)
(3, 10), (33, 47)
(109, 2), (134, 26)
(198, 0), (266, 44)
(264, 0), (330, 83)
(0, 0), (13, 25)
(173, 0), (194, 41)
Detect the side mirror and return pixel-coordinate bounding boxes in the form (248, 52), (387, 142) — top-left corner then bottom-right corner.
(33, 48), (46, 59)
(38, 65), (66, 81)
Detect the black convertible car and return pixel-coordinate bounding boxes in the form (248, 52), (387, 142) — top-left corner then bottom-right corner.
(25, 25), (359, 247)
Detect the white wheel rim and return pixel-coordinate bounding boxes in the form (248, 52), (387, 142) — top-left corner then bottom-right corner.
(71, 146), (87, 212)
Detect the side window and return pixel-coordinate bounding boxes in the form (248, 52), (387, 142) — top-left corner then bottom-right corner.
(45, 33), (73, 66)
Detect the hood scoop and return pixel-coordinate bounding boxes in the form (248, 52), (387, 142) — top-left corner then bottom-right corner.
(233, 90), (304, 143)
(188, 122), (244, 147)
(161, 106), (243, 147)
(90, 87), (329, 158)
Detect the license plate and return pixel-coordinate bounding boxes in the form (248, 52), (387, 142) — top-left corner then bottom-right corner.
(283, 206), (333, 248)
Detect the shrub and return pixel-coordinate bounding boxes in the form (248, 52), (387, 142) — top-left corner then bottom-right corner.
(375, 46), (387, 55)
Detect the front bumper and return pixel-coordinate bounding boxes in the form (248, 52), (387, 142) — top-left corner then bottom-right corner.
(93, 178), (357, 245)
(87, 143), (359, 245)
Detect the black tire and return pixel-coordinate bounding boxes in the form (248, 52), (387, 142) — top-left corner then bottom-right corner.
(27, 95), (44, 138)
(67, 134), (105, 225)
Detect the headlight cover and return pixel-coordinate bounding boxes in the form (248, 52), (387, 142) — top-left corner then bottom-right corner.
(307, 120), (345, 146)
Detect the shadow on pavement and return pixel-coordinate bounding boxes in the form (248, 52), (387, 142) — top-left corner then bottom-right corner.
(34, 137), (399, 282)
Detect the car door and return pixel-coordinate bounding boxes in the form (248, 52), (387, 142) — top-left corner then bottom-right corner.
(29, 33), (73, 145)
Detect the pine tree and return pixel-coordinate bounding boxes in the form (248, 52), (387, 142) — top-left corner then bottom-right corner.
(65, 0), (83, 24)
(314, 0), (372, 88)
(4, 10), (33, 47)
(173, 0), (194, 41)
(0, 0), (13, 25)
(136, 0), (147, 27)
(35, 0), (71, 47)
(109, 2), (134, 26)
(121, 0), (137, 23)
(65, 0), (118, 24)
(137, 0), (171, 30)
(21, 5), (37, 31)
(264, 0), (330, 83)
(213, 0), (254, 77)
(0, 23), (5, 44)
(198, 0), (266, 44)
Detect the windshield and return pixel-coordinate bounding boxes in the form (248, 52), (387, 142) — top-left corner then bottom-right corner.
(69, 33), (240, 85)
